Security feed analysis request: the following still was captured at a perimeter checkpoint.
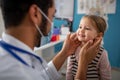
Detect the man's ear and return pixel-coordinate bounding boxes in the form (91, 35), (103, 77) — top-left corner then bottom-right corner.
(28, 4), (41, 25)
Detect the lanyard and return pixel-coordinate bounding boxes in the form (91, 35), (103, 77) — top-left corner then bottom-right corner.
(0, 40), (43, 67)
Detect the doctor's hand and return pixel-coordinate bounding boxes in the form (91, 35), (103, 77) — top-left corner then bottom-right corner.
(75, 37), (102, 80)
(53, 32), (81, 71)
(61, 32), (81, 57)
(79, 37), (102, 64)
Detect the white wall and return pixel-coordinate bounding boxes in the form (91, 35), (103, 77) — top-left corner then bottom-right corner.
(0, 9), (4, 38)
(55, 0), (74, 18)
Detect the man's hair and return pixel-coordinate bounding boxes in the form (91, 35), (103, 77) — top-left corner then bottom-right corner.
(0, 0), (53, 29)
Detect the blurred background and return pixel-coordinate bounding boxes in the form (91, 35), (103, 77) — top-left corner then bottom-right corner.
(0, 0), (120, 80)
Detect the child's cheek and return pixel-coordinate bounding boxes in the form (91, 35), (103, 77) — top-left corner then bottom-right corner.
(85, 36), (95, 42)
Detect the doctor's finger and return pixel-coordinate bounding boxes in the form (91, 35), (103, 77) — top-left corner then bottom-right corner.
(82, 40), (92, 50)
(66, 32), (71, 40)
(92, 37), (102, 48)
(70, 33), (77, 40)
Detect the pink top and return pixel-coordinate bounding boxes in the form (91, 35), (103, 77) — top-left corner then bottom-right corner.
(66, 47), (111, 80)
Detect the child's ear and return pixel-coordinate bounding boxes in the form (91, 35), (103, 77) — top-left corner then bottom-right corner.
(97, 32), (103, 38)
(93, 32), (103, 43)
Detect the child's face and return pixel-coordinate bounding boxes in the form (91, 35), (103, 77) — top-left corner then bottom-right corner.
(76, 17), (99, 42)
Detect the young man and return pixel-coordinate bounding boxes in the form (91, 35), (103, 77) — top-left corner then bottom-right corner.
(0, 0), (102, 80)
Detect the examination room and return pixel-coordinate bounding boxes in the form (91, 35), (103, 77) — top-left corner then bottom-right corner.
(0, 0), (120, 80)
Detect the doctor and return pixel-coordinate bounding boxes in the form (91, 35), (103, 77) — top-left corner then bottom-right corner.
(0, 0), (102, 80)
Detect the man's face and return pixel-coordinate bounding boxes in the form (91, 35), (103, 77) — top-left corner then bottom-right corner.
(44, 3), (56, 35)
(35, 1), (56, 47)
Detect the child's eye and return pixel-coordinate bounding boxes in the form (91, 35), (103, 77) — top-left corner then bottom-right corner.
(85, 27), (91, 30)
(79, 26), (82, 29)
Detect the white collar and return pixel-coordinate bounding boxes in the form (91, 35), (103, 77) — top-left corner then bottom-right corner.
(2, 32), (34, 53)
(1, 32), (35, 66)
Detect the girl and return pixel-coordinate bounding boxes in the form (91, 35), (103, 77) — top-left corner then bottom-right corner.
(66, 15), (111, 80)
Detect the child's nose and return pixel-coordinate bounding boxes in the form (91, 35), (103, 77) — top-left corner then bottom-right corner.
(80, 28), (85, 33)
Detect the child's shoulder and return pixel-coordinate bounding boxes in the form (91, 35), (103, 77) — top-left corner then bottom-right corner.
(98, 47), (109, 62)
(100, 46), (108, 55)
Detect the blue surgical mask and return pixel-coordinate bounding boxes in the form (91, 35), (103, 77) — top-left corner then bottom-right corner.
(35, 8), (54, 46)
(40, 25), (53, 46)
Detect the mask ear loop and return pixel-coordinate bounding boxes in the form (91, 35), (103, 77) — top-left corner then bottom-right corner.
(37, 8), (53, 36)
(35, 24), (44, 37)
(38, 8), (52, 24)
